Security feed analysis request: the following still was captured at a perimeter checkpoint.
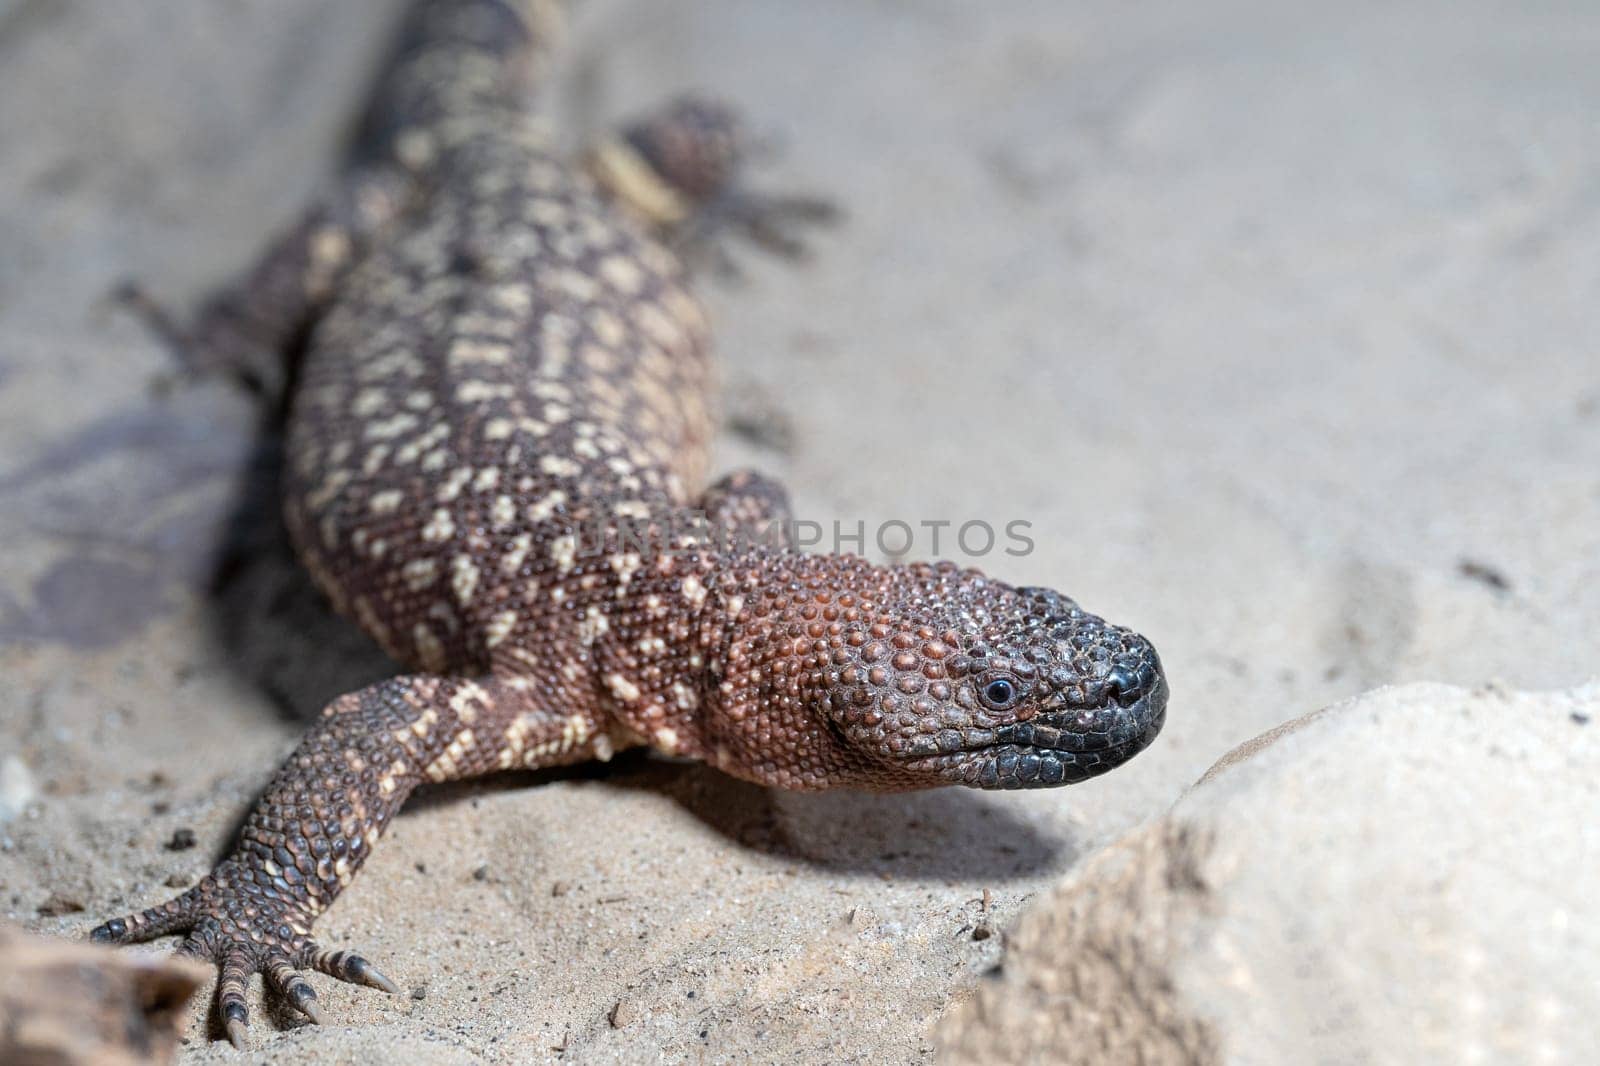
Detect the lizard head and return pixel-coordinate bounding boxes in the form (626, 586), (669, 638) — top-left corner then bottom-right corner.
(821, 566), (1167, 789)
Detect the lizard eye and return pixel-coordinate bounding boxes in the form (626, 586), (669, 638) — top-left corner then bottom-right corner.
(979, 676), (1020, 710)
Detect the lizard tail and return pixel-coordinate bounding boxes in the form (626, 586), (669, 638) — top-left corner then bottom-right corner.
(353, 0), (565, 166)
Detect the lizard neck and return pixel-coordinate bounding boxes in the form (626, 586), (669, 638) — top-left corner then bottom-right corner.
(687, 550), (894, 790)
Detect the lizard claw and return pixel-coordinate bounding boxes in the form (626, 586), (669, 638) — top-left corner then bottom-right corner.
(225, 1012), (251, 1051)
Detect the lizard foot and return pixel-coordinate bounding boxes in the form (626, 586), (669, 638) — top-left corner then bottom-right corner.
(588, 94), (842, 279)
(673, 187), (841, 278)
(89, 862), (397, 1049)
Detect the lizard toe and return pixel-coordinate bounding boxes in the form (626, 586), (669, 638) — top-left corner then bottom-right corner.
(266, 955), (325, 1024)
(303, 943), (401, 994)
(89, 884), (206, 944)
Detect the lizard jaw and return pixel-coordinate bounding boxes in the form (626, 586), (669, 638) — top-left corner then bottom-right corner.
(904, 675), (1168, 789)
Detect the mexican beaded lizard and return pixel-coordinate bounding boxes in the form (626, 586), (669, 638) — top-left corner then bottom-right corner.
(91, 0), (1167, 1047)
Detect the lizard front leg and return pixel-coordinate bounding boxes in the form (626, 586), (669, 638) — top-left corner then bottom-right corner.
(89, 673), (601, 1048)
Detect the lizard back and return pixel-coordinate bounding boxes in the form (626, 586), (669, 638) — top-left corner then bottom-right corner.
(284, 9), (714, 677)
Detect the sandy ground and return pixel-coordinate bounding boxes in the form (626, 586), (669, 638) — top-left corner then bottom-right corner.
(1, 0), (1596, 1062)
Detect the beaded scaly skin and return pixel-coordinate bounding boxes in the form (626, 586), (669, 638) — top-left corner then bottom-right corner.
(90, 0), (1167, 1047)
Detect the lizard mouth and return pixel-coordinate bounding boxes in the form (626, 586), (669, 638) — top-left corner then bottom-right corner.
(909, 676), (1168, 790)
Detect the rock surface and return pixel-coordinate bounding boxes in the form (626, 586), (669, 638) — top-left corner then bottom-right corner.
(939, 683), (1600, 1065)
(0, 923), (207, 1066)
(1, 0), (1597, 1062)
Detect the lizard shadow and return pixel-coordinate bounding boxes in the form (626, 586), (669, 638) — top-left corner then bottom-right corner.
(201, 417), (400, 721)
(618, 759), (1072, 882)
(408, 753), (1071, 883)
(0, 373), (392, 716)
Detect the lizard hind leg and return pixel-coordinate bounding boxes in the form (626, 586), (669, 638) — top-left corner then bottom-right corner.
(587, 95), (841, 276)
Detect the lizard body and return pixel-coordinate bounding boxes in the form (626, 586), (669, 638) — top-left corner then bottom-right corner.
(92, 0), (1167, 1046)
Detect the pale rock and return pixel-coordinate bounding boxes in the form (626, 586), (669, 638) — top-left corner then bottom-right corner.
(939, 684), (1600, 1066)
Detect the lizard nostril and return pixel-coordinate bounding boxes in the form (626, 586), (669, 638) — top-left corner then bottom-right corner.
(1105, 662), (1153, 705)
